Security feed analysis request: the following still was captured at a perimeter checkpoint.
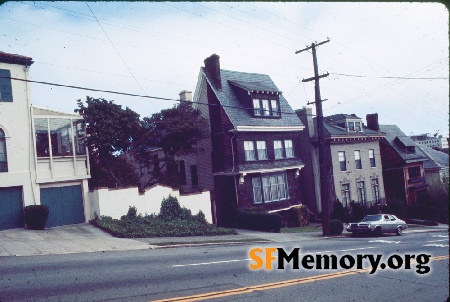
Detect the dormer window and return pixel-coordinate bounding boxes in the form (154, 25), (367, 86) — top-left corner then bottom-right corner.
(252, 98), (280, 117)
(347, 120), (362, 132)
(348, 122), (355, 131)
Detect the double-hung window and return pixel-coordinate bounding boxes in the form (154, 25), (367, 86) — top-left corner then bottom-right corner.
(271, 100), (280, 116)
(348, 122), (355, 131)
(256, 141), (268, 160)
(274, 140), (283, 159)
(372, 178), (380, 203)
(274, 139), (294, 159)
(369, 149), (376, 167)
(245, 141), (267, 161)
(261, 99), (270, 116)
(0, 129), (7, 172)
(354, 150), (362, 169)
(0, 69), (13, 102)
(355, 122), (361, 131)
(284, 140), (294, 158)
(252, 173), (288, 204)
(338, 151), (346, 171)
(341, 183), (350, 206)
(357, 181), (366, 204)
(253, 99), (261, 116)
(408, 166), (421, 179)
(244, 141), (256, 161)
(252, 98), (280, 117)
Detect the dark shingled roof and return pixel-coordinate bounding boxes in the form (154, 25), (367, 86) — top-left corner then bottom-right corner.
(228, 80), (281, 94)
(418, 145), (449, 170)
(0, 51), (34, 66)
(379, 125), (428, 163)
(310, 115), (385, 138)
(202, 68), (303, 128)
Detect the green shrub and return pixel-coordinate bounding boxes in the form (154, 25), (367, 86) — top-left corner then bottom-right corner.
(331, 200), (349, 223)
(329, 219), (344, 235)
(349, 201), (367, 222)
(121, 206), (138, 220)
(289, 205), (310, 227)
(193, 210), (208, 225)
(159, 195), (183, 221)
(235, 210), (282, 232)
(24, 205), (49, 230)
(91, 215), (236, 238)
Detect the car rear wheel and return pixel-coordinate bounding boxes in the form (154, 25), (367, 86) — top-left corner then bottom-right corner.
(374, 227), (382, 237)
(396, 227), (403, 236)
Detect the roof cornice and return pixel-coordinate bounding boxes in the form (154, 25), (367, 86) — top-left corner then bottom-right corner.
(235, 125), (304, 132)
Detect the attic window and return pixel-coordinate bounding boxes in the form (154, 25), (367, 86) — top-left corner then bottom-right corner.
(252, 98), (280, 117)
(405, 146), (415, 154)
(347, 121), (362, 132)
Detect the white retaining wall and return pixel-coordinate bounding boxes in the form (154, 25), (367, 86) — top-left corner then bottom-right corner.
(88, 185), (213, 223)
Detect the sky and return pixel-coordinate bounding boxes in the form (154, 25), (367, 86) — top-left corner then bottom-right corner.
(1, 1), (448, 137)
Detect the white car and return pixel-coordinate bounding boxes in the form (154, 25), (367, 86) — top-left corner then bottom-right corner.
(346, 214), (408, 236)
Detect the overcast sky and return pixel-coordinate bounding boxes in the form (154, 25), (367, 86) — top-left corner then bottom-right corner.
(1, 2), (448, 137)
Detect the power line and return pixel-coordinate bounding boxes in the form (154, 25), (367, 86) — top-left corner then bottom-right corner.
(85, 2), (156, 111)
(2, 76), (313, 117)
(330, 73), (448, 80)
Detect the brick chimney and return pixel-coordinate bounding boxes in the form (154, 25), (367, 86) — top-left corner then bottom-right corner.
(366, 113), (379, 131)
(296, 107), (315, 137)
(179, 90), (192, 102)
(204, 54), (222, 90)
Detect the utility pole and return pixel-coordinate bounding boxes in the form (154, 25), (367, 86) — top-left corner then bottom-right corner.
(295, 39), (331, 236)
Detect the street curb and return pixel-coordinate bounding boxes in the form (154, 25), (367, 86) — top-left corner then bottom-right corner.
(148, 228), (448, 248)
(149, 240), (271, 249)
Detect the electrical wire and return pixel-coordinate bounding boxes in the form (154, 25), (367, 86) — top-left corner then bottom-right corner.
(2, 76), (316, 117)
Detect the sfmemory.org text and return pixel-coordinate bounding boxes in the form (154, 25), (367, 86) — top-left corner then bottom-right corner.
(249, 248), (431, 274)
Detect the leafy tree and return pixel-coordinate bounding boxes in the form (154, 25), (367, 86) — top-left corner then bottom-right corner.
(137, 103), (208, 188)
(75, 97), (141, 188)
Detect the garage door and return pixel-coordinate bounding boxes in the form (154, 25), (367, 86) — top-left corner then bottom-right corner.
(0, 186), (24, 230)
(40, 185), (85, 228)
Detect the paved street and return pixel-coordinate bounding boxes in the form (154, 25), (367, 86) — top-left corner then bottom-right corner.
(0, 225), (448, 301)
(0, 223), (448, 257)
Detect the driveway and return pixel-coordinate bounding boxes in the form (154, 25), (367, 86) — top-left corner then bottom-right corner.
(0, 223), (151, 257)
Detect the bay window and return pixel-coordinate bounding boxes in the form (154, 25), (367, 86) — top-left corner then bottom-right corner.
(252, 172), (289, 204)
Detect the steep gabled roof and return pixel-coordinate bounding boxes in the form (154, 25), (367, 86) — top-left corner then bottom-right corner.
(0, 51), (34, 66)
(379, 125), (427, 163)
(201, 68), (303, 129)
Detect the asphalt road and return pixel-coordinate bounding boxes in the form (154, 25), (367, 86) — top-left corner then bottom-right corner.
(0, 231), (448, 302)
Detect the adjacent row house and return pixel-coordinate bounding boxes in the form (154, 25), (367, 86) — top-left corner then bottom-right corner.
(0, 51), (90, 230)
(296, 109), (386, 213)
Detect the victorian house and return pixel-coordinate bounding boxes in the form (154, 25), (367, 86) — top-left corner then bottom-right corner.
(296, 109), (386, 213)
(189, 54), (305, 226)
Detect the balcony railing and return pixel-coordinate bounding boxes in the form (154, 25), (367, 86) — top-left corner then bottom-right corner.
(408, 177), (426, 184)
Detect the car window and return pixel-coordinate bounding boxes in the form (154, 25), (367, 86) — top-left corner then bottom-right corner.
(389, 215), (396, 221)
(362, 215), (381, 221)
(383, 215), (389, 220)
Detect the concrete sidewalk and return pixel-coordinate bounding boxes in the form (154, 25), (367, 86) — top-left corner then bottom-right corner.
(0, 223), (447, 257)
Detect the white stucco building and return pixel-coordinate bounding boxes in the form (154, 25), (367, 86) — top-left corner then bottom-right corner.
(0, 51), (90, 230)
(410, 133), (449, 150)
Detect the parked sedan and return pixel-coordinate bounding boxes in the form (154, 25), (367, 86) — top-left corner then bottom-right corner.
(346, 214), (407, 236)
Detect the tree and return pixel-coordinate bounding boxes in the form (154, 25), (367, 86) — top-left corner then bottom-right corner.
(75, 97), (141, 188)
(137, 103), (208, 188)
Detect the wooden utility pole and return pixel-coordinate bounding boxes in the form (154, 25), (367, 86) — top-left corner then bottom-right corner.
(295, 39), (331, 236)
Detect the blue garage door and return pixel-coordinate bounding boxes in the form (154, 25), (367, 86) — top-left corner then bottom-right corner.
(40, 185), (85, 228)
(0, 186), (24, 230)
